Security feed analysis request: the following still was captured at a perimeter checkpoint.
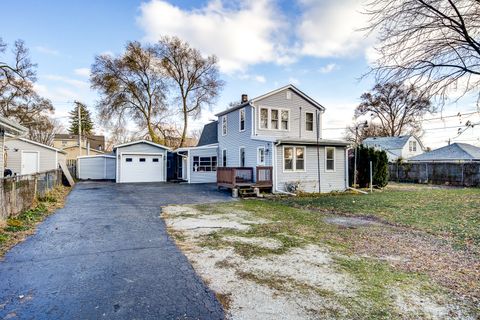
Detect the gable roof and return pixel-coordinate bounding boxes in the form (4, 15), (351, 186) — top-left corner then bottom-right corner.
(197, 121), (218, 147)
(409, 143), (480, 162)
(113, 139), (171, 151)
(215, 84), (325, 117)
(0, 116), (28, 135)
(363, 135), (419, 150)
(5, 134), (66, 154)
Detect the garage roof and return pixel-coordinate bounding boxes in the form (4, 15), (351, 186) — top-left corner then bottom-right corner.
(113, 140), (171, 151)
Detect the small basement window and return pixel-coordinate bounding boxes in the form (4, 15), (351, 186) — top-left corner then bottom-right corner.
(125, 158), (133, 162)
(152, 158), (159, 162)
(139, 158), (146, 162)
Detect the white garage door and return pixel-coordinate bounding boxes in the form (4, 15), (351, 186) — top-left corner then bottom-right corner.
(120, 154), (164, 183)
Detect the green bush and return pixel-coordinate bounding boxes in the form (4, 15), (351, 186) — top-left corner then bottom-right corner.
(349, 145), (389, 188)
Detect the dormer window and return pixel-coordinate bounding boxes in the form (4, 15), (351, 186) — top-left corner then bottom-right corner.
(239, 108), (245, 132)
(409, 141), (417, 152)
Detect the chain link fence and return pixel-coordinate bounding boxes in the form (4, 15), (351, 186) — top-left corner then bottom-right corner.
(389, 162), (480, 187)
(0, 169), (63, 219)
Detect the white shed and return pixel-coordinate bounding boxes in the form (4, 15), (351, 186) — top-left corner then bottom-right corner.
(114, 140), (170, 183)
(77, 155), (116, 180)
(4, 136), (66, 175)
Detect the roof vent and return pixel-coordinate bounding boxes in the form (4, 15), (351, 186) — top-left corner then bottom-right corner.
(241, 94), (248, 103)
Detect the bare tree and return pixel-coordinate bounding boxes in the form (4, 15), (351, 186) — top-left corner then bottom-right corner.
(27, 116), (63, 146)
(158, 36), (224, 148)
(0, 38), (36, 94)
(90, 41), (168, 144)
(355, 82), (434, 136)
(344, 121), (388, 143)
(364, 0), (480, 102)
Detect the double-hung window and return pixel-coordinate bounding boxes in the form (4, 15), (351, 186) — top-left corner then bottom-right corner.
(325, 147), (335, 171)
(409, 141), (417, 152)
(239, 108), (245, 132)
(260, 108), (289, 131)
(283, 146), (305, 171)
(222, 116), (227, 136)
(306, 112), (314, 131)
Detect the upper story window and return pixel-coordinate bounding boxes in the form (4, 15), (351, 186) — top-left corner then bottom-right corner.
(409, 141), (417, 152)
(306, 112), (314, 131)
(284, 146), (305, 171)
(259, 107), (290, 131)
(239, 108), (245, 132)
(325, 147), (335, 171)
(222, 116), (227, 136)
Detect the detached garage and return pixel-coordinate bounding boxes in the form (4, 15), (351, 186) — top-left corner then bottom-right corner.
(114, 140), (169, 183)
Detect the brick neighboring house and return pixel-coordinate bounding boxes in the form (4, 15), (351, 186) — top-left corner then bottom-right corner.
(54, 134), (105, 160)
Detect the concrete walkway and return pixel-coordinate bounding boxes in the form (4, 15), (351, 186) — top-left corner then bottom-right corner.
(0, 182), (232, 319)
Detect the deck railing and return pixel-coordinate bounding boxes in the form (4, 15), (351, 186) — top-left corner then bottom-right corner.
(217, 166), (272, 189)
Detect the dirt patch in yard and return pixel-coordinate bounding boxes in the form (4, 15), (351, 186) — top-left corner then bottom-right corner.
(162, 204), (475, 319)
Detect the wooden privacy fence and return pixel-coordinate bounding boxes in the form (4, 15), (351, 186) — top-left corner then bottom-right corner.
(389, 162), (480, 187)
(0, 169), (63, 219)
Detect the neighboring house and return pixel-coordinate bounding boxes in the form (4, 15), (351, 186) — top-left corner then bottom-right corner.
(62, 145), (105, 160)
(0, 116), (28, 176)
(4, 135), (66, 176)
(408, 143), (480, 162)
(113, 140), (169, 183)
(53, 134), (105, 152)
(363, 135), (424, 162)
(179, 84), (350, 193)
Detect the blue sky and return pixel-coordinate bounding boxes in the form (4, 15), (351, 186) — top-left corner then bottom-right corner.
(1, 0), (478, 148)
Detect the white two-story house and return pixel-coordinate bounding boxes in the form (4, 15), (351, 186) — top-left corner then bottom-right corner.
(178, 84), (349, 193)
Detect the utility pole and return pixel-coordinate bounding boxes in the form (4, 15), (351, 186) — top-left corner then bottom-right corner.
(77, 102), (82, 157)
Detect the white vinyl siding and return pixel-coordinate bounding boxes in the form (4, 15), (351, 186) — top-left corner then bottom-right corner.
(276, 145), (347, 193)
(189, 147), (218, 183)
(4, 138), (60, 175)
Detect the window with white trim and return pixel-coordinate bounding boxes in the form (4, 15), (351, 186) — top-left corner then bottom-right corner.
(222, 116), (227, 136)
(281, 110), (289, 130)
(305, 112), (314, 131)
(283, 146), (305, 171)
(260, 108), (268, 129)
(325, 147), (335, 171)
(193, 156), (217, 172)
(271, 109), (279, 129)
(222, 149), (227, 167)
(239, 108), (245, 132)
(239, 147), (246, 167)
(257, 147), (265, 165)
(409, 141), (417, 152)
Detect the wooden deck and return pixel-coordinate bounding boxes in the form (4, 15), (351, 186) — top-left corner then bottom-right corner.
(217, 166), (273, 189)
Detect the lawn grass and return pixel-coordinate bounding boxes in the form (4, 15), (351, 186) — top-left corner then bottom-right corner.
(280, 184), (480, 247)
(192, 199), (454, 318)
(0, 186), (70, 257)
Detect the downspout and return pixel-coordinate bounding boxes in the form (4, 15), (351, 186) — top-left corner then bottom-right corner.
(316, 110), (321, 193)
(299, 107), (302, 139)
(345, 147), (350, 190)
(273, 141), (281, 193)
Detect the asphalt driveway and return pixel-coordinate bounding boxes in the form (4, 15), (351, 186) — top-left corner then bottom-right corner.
(0, 182), (233, 319)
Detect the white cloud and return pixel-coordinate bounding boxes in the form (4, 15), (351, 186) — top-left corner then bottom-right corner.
(34, 46), (60, 56)
(43, 74), (89, 89)
(137, 0), (289, 73)
(238, 73), (266, 83)
(74, 68), (90, 77)
(288, 77), (300, 85)
(319, 63), (337, 74)
(297, 0), (371, 58)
